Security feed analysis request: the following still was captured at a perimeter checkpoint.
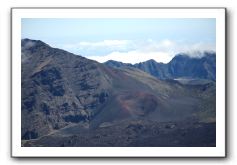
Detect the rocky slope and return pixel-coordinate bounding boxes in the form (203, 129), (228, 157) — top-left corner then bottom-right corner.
(21, 39), (216, 146)
(105, 52), (216, 81)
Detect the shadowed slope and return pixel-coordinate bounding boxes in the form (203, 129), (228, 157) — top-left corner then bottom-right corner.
(21, 39), (216, 147)
(105, 52), (216, 81)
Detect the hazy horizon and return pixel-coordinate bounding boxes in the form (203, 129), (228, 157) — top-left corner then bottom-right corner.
(22, 18), (216, 64)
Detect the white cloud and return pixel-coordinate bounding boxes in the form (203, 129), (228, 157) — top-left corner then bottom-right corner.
(22, 40), (36, 50)
(60, 39), (215, 64)
(172, 42), (216, 58)
(162, 39), (174, 47)
(63, 40), (132, 50)
(87, 51), (172, 64)
(81, 40), (130, 47)
(138, 39), (176, 53)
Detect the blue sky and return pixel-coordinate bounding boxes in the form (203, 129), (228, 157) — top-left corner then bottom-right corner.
(22, 18), (216, 63)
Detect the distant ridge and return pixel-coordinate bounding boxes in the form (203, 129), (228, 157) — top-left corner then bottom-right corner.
(104, 52), (216, 81)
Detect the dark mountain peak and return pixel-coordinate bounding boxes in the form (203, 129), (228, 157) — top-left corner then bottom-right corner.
(21, 39), (87, 63)
(144, 59), (158, 64)
(105, 60), (122, 64)
(104, 60), (133, 68)
(21, 39), (53, 59)
(135, 59), (158, 68)
(172, 53), (190, 61)
(105, 60), (131, 65)
(170, 52), (216, 66)
(168, 52), (216, 80)
(21, 38), (49, 49)
(136, 59), (166, 67)
(203, 51), (216, 55)
(173, 51), (216, 61)
(202, 51), (216, 59)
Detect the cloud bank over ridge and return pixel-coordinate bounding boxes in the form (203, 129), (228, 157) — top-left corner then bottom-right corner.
(59, 39), (215, 64)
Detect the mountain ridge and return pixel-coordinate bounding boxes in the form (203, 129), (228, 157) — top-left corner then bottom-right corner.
(104, 52), (216, 81)
(21, 39), (216, 147)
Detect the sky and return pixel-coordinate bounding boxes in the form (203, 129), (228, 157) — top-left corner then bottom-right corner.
(22, 18), (216, 64)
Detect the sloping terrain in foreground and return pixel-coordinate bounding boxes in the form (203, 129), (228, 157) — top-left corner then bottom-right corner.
(21, 39), (216, 147)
